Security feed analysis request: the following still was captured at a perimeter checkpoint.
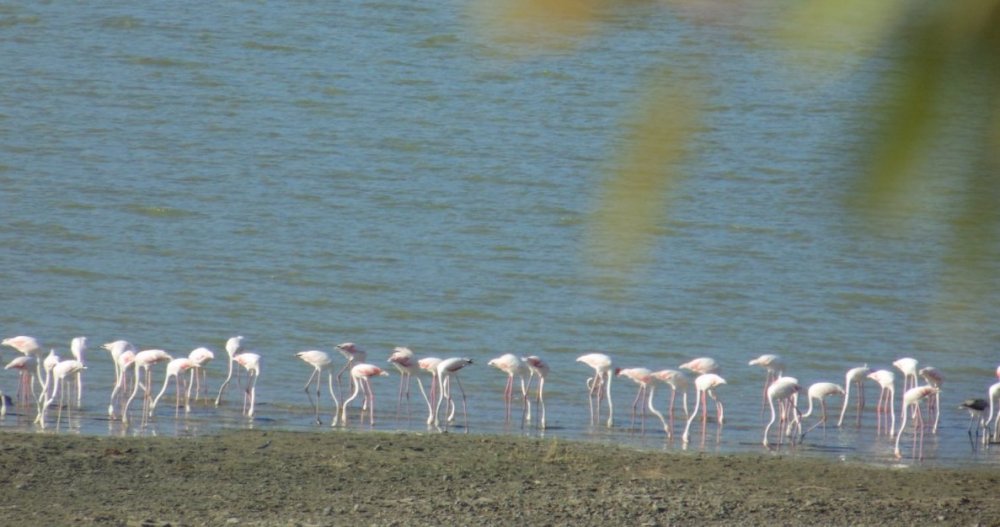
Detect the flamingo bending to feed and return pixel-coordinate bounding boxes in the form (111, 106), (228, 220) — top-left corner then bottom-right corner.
(417, 357), (444, 426)
(39, 359), (85, 429)
(617, 367), (667, 435)
(800, 382), (844, 439)
(523, 355), (549, 429)
(341, 363), (388, 426)
(682, 373), (726, 444)
(296, 350), (338, 425)
(577, 353), (614, 428)
(918, 366), (943, 433)
(215, 336), (244, 406)
(122, 349), (173, 425)
(233, 352), (261, 417)
(69, 336), (87, 409)
(895, 386), (938, 459)
(867, 369), (896, 437)
(651, 369), (689, 439)
(388, 347), (424, 421)
(335, 342), (367, 399)
(838, 365), (870, 427)
(893, 357), (920, 394)
(187, 347), (215, 403)
(4, 355), (36, 409)
(487, 353), (530, 428)
(763, 376), (802, 448)
(149, 357), (196, 417)
(434, 357), (473, 431)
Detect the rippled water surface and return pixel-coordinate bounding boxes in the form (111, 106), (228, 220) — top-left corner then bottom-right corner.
(2, 2), (998, 467)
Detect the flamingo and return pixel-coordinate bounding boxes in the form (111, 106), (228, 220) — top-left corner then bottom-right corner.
(918, 366), (943, 433)
(987, 382), (1000, 443)
(680, 357), (720, 375)
(296, 350), (338, 425)
(4, 355), (36, 409)
(434, 357), (473, 431)
(103, 340), (136, 417)
(893, 357), (920, 394)
(867, 369), (896, 437)
(487, 354), (530, 428)
(748, 354), (784, 415)
(149, 357), (196, 417)
(388, 347), (423, 420)
(109, 346), (137, 419)
(523, 355), (549, 429)
(234, 352), (261, 417)
(800, 382), (845, 439)
(36, 350), (61, 419)
(576, 353), (613, 428)
(838, 364), (871, 427)
(69, 336), (87, 409)
(895, 386), (938, 459)
(2, 336), (42, 389)
(215, 335), (244, 406)
(38, 359), (86, 429)
(122, 349), (173, 425)
(187, 347), (215, 403)
(651, 369), (689, 438)
(417, 357), (444, 426)
(763, 376), (802, 448)
(335, 342), (367, 399)
(682, 373), (726, 444)
(616, 367), (667, 435)
(341, 363), (388, 426)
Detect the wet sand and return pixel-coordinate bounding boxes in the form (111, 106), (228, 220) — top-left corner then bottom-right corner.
(1, 429), (997, 526)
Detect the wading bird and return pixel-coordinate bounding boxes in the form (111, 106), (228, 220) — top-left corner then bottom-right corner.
(296, 350), (338, 425)
(838, 364), (870, 427)
(341, 363), (388, 426)
(896, 386), (938, 459)
(487, 353), (530, 428)
(651, 369), (689, 439)
(434, 357), (473, 431)
(683, 373), (726, 445)
(763, 376), (802, 448)
(577, 353), (614, 428)
(867, 369), (896, 437)
(800, 382), (844, 439)
(149, 357), (196, 418)
(215, 335), (244, 406)
(523, 355), (549, 429)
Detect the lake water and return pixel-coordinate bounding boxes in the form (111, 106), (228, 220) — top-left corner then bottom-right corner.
(2, 1), (998, 467)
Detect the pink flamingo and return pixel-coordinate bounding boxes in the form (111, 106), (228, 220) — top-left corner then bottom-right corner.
(763, 376), (802, 448)
(651, 369), (689, 439)
(69, 336), (87, 409)
(36, 350), (61, 419)
(215, 335), (244, 406)
(341, 363), (388, 426)
(987, 382), (1000, 443)
(895, 386), (938, 459)
(576, 353), (614, 428)
(4, 355), (36, 410)
(38, 359), (86, 429)
(616, 367), (667, 435)
(800, 382), (844, 438)
(108, 345), (137, 419)
(149, 357), (196, 417)
(680, 357), (720, 376)
(749, 354), (784, 415)
(893, 358), (919, 394)
(867, 369), (896, 437)
(523, 355), (549, 429)
(335, 342), (367, 399)
(837, 364), (870, 427)
(388, 347), (423, 420)
(122, 349), (173, 425)
(434, 357), (473, 431)
(488, 353), (530, 428)
(187, 347), (215, 403)
(417, 357), (444, 426)
(103, 340), (136, 417)
(233, 352), (261, 417)
(918, 366), (943, 433)
(2, 336), (42, 389)
(682, 373), (726, 445)
(296, 350), (338, 425)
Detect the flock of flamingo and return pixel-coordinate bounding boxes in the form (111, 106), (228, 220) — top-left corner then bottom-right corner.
(3, 334), (999, 459)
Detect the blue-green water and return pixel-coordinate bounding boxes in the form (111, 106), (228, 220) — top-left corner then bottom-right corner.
(2, 1), (998, 466)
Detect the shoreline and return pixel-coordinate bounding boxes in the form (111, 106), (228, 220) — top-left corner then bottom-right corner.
(1, 429), (997, 526)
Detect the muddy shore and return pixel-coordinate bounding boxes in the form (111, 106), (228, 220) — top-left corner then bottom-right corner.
(1, 429), (997, 526)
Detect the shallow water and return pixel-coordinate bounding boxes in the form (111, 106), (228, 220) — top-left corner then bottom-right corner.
(1, 2), (998, 467)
